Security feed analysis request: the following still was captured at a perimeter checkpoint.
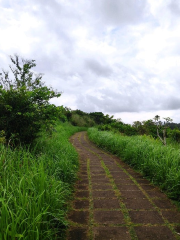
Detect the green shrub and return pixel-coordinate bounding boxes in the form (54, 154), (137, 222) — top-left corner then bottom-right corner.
(98, 124), (112, 131)
(0, 55), (61, 145)
(70, 113), (95, 127)
(169, 128), (180, 143)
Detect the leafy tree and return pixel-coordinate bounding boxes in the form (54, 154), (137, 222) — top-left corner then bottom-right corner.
(89, 112), (115, 125)
(168, 128), (180, 143)
(141, 119), (157, 137)
(89, 112), (105, 125)
(132, 121), (142, 129)
(0, 55), (61, 145)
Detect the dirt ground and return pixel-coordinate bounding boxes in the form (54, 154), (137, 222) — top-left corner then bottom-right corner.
(66, 131), (180, 240)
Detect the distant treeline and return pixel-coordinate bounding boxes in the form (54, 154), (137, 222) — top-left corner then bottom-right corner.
(167, 122), (180, 129)
(58, 108), (180, 143)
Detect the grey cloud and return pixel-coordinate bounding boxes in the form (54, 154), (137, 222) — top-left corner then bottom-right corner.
(80, 94), (140, 113)
(85, 59), (112, 77)
(163, 97), (180, 110)
(168, 0), (180, 15)
(91, 0), (148, 26)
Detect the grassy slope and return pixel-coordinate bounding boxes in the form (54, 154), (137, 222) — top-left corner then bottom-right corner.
(88, 128), (180, 201)
(0, 122), (85, 240)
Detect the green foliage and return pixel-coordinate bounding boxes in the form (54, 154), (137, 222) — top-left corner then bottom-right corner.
(168, 128), (180, 143)
(0, 122), (83, 239)
(0, 130), (6, 144)
(71, 113), (94, 127)
(98, 121), (138, 136)
(98, 124), (112, 131)
(89, 112), (115, 125)
(141, 119), (157, 138)
(88, 128), (180, 201)
(0, 55), (61, 145)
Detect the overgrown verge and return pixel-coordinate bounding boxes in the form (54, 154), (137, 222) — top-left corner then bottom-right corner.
(0, 122), (85, 240)
(88, 128), (180, 201)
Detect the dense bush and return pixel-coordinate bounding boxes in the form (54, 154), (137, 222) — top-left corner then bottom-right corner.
(168, 128), (180, 143)
(0, 55), (61, 145)
(98, 121), (138, 136)
(70, 112), (95, 127)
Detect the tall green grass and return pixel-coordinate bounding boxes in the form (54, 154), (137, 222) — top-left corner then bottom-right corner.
(0, 122), (84, 239)
(88, 128), (180, 201)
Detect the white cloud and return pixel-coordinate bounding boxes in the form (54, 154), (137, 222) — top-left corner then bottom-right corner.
(0, 0), (180, 123)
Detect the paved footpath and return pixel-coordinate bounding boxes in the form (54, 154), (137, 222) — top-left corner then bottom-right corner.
(66, 132), (180, 240)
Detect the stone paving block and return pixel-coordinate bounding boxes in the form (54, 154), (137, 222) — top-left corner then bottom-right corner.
(128, 172), (142, 178)
(152, 199), (175, 209)
(91, 178), (110, 184)
(80, 166), (87, 171)
(69, 210), (89, 224)
(74, 200), (89, 209)
(129, 210), (164, 224)
(92, 184), (113, 190)
(134, 226), (176, 240)
(101, 157), (113, 161)
(111, 173), (130, 179)
(75, 184), (88, 190)
(94, 210), (124, 224)
(90, 163), (102, 167)
(124, 198), (155, 210)
(117, 184), (140, 191)
(91, 175), (107, 180)
(161, 210), (180, 223)
(146, 190), (167, 199)
(67, 227), (88, 240)
(93, 199), (120, 209)
(93, 227), (131, 240)
(78, 173), (88, 178)
(110, 170), (125, 175)
(90, 170), (105, 174)
(79, 171), (88, 175)
(104, 163), (117, 167)
(109, 169), (126, 173)
(114, 178), (135, 185)
(75, 191), (89, 198)
(135, 178), (151, 184)
(77, 179), (89, 185)
(140, 184), (157, 191)
(90, 166), (104, 171)
(103, 160), (115, 163)
(107, 166), (123, 171)
(111, 175), (130, 180)
(120, 190), (146, 199)
(92, 190), (116, 198)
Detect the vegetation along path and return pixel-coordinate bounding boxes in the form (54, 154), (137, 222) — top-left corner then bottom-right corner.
(66, 132), (180, 240)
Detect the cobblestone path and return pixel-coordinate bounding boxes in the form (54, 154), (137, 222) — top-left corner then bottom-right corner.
(66, 132), (180, 240)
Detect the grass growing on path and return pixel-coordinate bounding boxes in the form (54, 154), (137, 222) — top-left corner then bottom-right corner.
(88, 128), (180, 201)
(0, 122), (85, 240)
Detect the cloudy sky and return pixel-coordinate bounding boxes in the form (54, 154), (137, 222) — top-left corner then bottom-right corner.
(1, 0), (180, 123)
